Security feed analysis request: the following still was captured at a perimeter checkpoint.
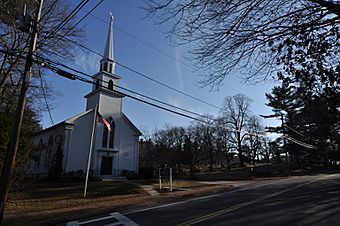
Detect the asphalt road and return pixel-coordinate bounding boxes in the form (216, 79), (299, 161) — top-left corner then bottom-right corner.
(126, 173), (340, 226)
(67, 173), (340, 226)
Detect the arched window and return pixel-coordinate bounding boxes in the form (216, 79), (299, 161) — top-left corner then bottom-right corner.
(108, 80), (113, 90)
(103, 62), (108, 72)
(109, 117), (115, 148)
(45, 135), (54, 168)
(96, 79), (99, 89)
(102, 124), (108, 147)
(109, 63), (113, 73)
(100, 63), (102, 71)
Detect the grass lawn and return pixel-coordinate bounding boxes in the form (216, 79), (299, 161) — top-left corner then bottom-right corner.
(3, 179), (229, 225)
(6, 180), (142, 215)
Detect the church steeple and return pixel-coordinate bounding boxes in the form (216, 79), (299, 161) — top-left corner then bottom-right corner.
(100, 13), (115, 74)
(86, 13), (122, 112)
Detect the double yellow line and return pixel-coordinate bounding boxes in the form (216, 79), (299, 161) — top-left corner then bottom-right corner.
(176, 178), (324, 226)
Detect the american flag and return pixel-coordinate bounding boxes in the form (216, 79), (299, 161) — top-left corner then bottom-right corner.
(97, 112), (111, 132)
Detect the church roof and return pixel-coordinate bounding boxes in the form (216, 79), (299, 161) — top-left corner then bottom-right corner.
(34, 109), (94, 136)
(84, 87), (124, 99)
(65, 108), (94, 123)
(35, 109), (141, 137)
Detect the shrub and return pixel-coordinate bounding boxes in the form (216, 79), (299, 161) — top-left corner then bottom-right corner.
(139, 167), (154, 179)
(120, 169), (129, 177)
(121, 170), (139, 180)
(126, 171), (139, 180)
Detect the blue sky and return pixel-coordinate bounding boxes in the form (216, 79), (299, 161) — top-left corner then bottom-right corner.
(41, 0), (280, 134)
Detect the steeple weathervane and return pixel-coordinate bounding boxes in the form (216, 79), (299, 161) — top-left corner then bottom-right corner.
(109, 12), (114, 21)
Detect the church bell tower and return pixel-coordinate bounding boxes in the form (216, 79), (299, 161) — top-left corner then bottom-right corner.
(85, 14), (124, 116)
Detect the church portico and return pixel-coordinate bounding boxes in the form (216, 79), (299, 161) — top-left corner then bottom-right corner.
(29, 15), (141, 178)
(96, 150), (119, 176)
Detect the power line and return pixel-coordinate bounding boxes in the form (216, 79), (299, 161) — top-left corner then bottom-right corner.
(47, 64), (202, 122)
(283, 124), (320, 143)
(42, 60), (266, 136)
(65, 0), (106, 35)
(0, 48), (266, 136)
(66, 0), (192, 69)
(283, 135), (318, 149)
(60, 36), (223, 110)
(63, 1), (264, 104)
(38, 66), (54, 125)
(42, 0), (90, 42)
(38, 56), (206, 119)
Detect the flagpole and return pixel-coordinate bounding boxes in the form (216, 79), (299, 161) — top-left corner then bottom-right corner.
(84, 105), (98, 198)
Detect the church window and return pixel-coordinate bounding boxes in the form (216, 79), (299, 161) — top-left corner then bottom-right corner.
(108, 80), (114, 90)
(102, 124), (108, 147)
(109, 118), (115, 148)
(104, 62), (108, 72)
(109, 63), (113, 73)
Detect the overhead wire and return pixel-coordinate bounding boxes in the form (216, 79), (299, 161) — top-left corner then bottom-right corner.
(66, 0), (192, 69)
(63, 1), (266, 104)
(32, 53), (256, 134)
(60, 36), (223, 110)
(38, 65), (55, 125)
(41, 0), (90, 43)
(2, 49), (207, 123)
(36, 55), (208, 119)
(0, 48), (267, 136)
(44, 62), (203, 122)
(283, 135), (318, 149)
(64, 0), (106, 36)
(41, 0), (263, 110)
(283, 123), (320, 143)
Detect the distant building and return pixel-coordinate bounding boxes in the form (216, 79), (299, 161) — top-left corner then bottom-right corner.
(29, 16), (141, 177)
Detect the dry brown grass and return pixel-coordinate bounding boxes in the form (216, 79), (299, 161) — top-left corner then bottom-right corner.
(6, 180), (140, 215)
(3, 180), (231, 226)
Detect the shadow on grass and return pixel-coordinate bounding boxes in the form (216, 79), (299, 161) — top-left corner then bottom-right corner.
(7, 180), (142, 215)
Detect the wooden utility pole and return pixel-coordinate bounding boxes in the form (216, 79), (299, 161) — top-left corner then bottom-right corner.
(0, 0), (44, 223)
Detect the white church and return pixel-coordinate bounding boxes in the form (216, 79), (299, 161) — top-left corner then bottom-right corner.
(29, 17), (141, 177)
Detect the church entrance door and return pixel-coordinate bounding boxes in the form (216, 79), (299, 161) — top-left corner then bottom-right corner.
(100, 156), (113, 175)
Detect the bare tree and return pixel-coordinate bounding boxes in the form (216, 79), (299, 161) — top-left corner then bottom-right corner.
(0, 0), (83, 102)
(183, 125), (206, 177)
(214, 116), (233, 170)
(220, 94), (252, 167)
(246, 115), (264, 165)
(192, 115), (216, 172)
(259, 136), (273, 164)
(145, 0), (340, 86)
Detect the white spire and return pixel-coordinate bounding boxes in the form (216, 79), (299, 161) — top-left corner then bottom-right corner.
(103, 13), (114, 60)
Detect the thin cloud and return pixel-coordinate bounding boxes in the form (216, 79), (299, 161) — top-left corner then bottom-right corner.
(175, 47), (184, 90)
(73, 50), (101, 75)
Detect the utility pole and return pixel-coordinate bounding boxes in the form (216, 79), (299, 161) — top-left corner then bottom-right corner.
(0, 0), (44, 223)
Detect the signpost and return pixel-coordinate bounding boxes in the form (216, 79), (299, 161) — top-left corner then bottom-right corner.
(158, 167), (173, 192)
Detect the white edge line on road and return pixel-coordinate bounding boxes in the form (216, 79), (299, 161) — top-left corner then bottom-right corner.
(125, 177), (298, 215)
(77, 215), (116, 225)
(175, 173), (340, 226)
(110, 212), (140, 226)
